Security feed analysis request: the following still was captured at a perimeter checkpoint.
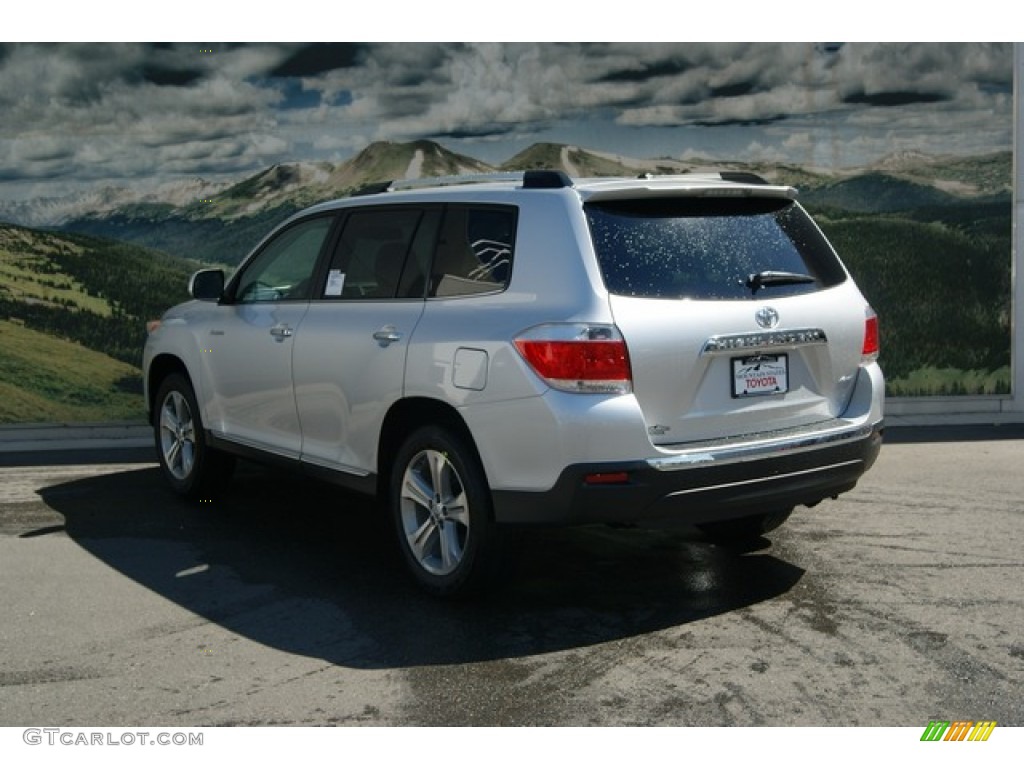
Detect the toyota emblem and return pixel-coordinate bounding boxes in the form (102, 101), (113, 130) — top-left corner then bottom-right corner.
(755, 307), (779, 329)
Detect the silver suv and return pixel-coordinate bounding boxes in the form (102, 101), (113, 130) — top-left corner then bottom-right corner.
(144, 170), (884, 596)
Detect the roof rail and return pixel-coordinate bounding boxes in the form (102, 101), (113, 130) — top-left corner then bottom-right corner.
(636, 170), (771, 185)
(352, 169), (574, 196)
(718, 171), (769, 185)
(522, 169), (573, 188)
(390, 172), (525, 190)
(351, 181), (392, 196)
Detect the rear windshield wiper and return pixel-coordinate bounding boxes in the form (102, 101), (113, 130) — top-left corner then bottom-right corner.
(745, 270), (816, 295)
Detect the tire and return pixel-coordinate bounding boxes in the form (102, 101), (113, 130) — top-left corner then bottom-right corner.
(389, 426), (504, 598)
(697, 508), (794, 544)
(153, 373), (235, 499)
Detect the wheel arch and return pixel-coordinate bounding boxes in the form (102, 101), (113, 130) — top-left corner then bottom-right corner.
(146, 354), (192, 422)
(376, 397), (485, 499)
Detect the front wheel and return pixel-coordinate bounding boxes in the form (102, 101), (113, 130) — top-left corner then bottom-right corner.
(697, 508), (794, 544)
(154, 373), (235, 499)
(390, 426), (504, 598)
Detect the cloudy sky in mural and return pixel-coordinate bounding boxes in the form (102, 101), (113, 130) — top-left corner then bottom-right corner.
(0, 42), (1013, 200)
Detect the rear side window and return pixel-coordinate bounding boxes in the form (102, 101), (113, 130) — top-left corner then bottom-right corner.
(429, 205), (517, 297)
(324, 207), (436, 299)
(585, 197), (846, 300)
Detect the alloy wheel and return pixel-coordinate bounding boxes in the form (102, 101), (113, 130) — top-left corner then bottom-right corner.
(159, 390), (196, 481)
(399, 449), (471, 576)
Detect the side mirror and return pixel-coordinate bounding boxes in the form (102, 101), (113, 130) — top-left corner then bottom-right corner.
(189, 269), (225, 301)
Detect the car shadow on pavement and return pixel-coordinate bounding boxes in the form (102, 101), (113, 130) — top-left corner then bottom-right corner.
(34, 462), (805, 669)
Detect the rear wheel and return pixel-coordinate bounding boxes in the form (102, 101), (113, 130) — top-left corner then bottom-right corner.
(154, 373), (235, 499)
(390, 426), (503, 597)
(698, 508), (793, 543)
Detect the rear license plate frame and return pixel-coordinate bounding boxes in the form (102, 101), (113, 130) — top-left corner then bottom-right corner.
(731, 354), (789, 398)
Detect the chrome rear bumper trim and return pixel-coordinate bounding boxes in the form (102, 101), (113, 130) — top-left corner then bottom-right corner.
(647, 420), (882, 472)
(663, 459), (864, 495)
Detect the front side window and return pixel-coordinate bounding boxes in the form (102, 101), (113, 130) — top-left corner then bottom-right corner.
(429, 206), (517, 297)
(586, 197), (847, 300)
(234, 216), (334, 303)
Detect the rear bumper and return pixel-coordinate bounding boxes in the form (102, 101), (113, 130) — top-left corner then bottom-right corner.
(491, 419), (883, 526)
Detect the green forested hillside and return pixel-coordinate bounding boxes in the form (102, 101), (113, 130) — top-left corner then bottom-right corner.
(0, 225), (196, 421)
(801, 173), (960, 212)
(0, 320), (145, 422)
(0, 225), (195, 365)
(60, 204), (294, 268)
(812, 205), (1011, 394)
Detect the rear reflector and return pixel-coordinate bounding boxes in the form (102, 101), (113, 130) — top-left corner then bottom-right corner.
(514, 323), (632, 394)
(584, 472), (630, 486)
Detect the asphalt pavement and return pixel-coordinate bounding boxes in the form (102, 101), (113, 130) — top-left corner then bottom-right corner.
(0, 421), (1021, 726)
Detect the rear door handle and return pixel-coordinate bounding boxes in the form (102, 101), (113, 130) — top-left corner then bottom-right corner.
(269, 325), (294, 340)
(372, 327), (403, 346)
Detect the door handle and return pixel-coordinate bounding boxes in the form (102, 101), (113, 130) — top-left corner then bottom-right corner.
(269, 325), (294, 340)
(372, 327), (403, 346)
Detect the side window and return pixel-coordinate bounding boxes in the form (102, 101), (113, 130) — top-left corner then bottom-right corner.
(323, 208), (433, 299)
(430, 206), (517, 297)
(235, 216), (333, 303)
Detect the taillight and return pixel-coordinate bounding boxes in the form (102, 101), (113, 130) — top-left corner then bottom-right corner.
(862, 308), (879, 363)
(514, 323), (632, 394)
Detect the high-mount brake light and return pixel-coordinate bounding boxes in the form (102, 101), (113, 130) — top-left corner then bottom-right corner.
(863, 308), (879, 363)
(514, 324), (632, 394)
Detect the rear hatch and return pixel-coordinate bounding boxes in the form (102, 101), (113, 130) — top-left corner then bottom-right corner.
(583, 187), (867, 446)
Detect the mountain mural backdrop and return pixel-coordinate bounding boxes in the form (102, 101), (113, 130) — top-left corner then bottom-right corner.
(0, 140), (1012, 422)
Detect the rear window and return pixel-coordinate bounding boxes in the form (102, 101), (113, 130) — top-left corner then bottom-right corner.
(585, 197), (847, 300)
